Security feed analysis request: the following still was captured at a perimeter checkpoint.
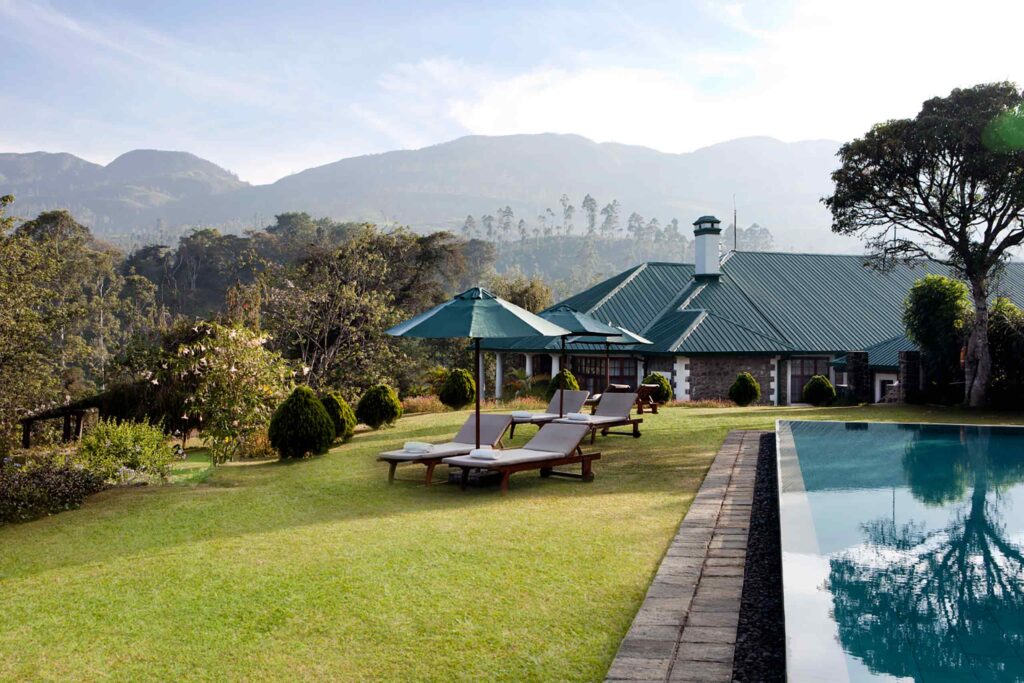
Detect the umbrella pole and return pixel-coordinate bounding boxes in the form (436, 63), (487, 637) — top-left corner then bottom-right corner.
(605, 343), (611, 388)
(474, 338), (481, 449)
(559, 336), (567, 417)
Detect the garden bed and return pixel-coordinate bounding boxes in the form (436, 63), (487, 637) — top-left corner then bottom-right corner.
(732, 433), (785, 681)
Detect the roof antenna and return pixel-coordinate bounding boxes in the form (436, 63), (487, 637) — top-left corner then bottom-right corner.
(733, 194), (738, 252)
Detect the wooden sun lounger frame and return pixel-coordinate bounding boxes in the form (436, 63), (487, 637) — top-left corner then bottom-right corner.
(585, 417), (643, 444)
(451, 444), (601, 495)
(379, 436), (507, 486)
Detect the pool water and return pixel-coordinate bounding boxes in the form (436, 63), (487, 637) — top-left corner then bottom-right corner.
(777, 421), (1024, 682)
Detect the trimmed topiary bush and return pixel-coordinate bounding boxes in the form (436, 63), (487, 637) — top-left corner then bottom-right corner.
(356, 384), (403, 429)
(728, 372), (761, 406)
(319, 392), (357, 443)
(269, 386), (336, 459)
(545, 368), (580, 400)
(438, 368), (476, 409)
(642, 373), (673, 403)
(803, 374), (837, 406)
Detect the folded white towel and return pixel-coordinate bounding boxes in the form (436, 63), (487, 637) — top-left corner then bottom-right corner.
(512, 410), (534, 418)
(566, 412), (591, 422)
(403, 441), (433, 454)
(469, 447), (498, 460)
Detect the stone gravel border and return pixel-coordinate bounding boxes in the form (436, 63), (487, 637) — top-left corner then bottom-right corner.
(605, 430), (766, 682)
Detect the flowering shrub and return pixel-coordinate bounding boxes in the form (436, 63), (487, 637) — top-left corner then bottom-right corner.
(0, 457), (103, 524)
(76, 419), (175, 482)
(161, 322), (293, 464)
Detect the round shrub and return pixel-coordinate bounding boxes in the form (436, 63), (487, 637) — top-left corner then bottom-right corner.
(356, 384), (403, 429)
(268, 386), (336, 459)
(728, 372), (761, 406)
(642, 373), (673, 403)
(545, 368), (580, 400)
(803, 375), (837, 406)
(320, 392), (357, 442)
(438, 368), (476, 409)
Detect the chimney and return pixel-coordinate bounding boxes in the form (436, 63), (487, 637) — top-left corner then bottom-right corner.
(693, 215), (722, 278)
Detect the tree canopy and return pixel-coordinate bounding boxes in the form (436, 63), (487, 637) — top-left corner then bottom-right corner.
(825, 82), (1024, 406)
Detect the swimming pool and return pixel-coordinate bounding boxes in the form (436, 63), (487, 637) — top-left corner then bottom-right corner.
(778, 420), (1024, 682)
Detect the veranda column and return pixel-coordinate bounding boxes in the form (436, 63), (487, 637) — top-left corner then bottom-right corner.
(495, 353), (504, 400)
(524, 353), (534, 378)
(550, 353), (560, 376)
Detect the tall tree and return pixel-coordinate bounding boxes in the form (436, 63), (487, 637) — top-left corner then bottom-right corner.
(599, 200), (621, 239)
(498, 206), (514, 242)
(461, 215), (477, 240)
(560, 194), (575, 236)
(581, 194), (598, 236)
(825, 83), (1024, 406)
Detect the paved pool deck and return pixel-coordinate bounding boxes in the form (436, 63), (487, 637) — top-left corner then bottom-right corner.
(605, 430), (766, 683)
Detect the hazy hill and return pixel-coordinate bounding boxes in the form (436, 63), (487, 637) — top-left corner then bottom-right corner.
(0, 134), (847, 250)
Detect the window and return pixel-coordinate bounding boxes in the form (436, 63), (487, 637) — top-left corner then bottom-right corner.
(570, 356), (638, 393)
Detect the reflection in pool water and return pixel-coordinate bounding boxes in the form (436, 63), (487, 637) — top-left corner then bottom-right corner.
(779, 421), (1024, 682)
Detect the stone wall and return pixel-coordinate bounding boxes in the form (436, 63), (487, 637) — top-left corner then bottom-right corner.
(688, 355), (775, 404)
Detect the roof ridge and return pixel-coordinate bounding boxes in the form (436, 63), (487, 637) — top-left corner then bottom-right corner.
(698, 311), (794, 349)
(716, 268), (793, 347)
(640, 280), (704, 335)
(667, 310), (708, 351)
(589, 262), (648, 313)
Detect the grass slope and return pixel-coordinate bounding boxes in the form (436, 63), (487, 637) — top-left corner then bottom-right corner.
(1, 404), (1020, 681)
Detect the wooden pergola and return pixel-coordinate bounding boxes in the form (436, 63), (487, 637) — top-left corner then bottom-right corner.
(19, 399), (99, 449)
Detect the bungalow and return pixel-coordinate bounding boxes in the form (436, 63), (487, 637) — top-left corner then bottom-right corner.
(485, 215), (1024, 405)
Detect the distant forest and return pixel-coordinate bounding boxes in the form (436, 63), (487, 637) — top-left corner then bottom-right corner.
(455, 193), (774, 297)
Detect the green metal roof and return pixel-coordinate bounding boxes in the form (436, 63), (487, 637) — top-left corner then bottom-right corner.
(832, 335), (918, 371)
(484, 253), (1024, 356)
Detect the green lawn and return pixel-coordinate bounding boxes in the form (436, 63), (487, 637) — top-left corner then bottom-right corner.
(2, 404), (1021, 681)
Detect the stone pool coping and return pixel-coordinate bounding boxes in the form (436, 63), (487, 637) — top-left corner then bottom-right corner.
(605, 430), (766, 683)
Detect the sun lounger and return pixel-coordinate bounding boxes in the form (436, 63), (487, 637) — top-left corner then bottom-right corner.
(635, 383), (661, 414)
(508, 389), (590, 438)
(583, 384), (632, 413)
(442, 423), (600, 494)
(377, 413), (512, 485)
(554, 392), (642, 443)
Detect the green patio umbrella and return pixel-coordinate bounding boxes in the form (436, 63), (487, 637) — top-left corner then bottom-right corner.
(538, 305), (621, 417)
(386, 287), (570, 448)
(570, 324), (653, 388)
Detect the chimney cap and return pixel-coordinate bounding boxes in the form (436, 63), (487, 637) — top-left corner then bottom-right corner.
(693, 215), (722, 236)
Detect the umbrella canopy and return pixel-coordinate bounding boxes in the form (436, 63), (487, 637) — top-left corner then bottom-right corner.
(539, 304), (622, 338)
(538, 305), (621, 416)
(570, 325), (653, 347)
(386, 287), (570, 448)
(570, 324), (653, 388)
(387, 287), (569, 339)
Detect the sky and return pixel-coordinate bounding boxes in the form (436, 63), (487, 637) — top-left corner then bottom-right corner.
(1, 0), (1022, 185)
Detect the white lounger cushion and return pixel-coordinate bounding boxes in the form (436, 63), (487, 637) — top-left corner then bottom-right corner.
(552, 415), (627, 426)
(511, 411), (534, 419)
(379, 442), (476, 461)
(443, 448), (564, 468)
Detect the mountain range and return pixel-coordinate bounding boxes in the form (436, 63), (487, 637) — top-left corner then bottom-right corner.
(0, 133), (851, 250)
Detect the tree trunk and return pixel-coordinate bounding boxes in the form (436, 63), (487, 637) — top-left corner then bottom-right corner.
(964, 277), (992, 408)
